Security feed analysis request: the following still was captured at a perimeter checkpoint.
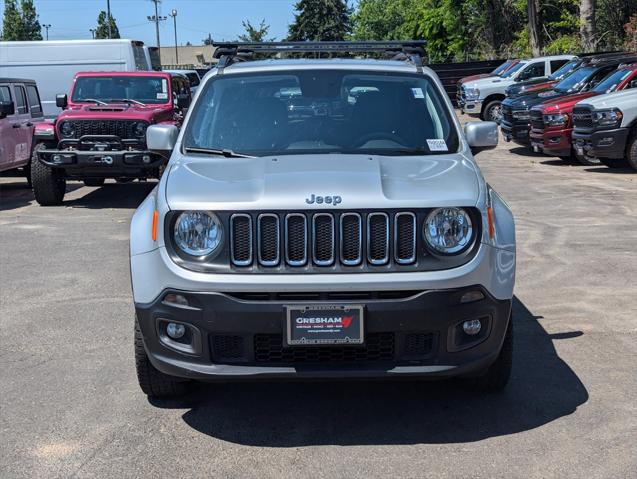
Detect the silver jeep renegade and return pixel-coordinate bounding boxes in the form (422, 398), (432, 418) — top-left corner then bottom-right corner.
(130, 42), (516, 398)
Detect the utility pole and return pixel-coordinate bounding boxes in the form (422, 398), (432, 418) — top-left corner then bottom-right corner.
(107, 0), (112, 39)
(148, 0), (165, 50)
(90, 28), (96, 39)
(169, 9), (178, 65)
(43, 24), (51, 41)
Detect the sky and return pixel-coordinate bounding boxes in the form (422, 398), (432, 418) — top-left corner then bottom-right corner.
(0, 0), (320, 44)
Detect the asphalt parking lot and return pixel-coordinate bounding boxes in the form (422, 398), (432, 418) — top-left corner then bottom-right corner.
(1, 118), (636, 479)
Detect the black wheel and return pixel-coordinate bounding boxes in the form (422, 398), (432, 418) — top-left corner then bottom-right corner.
(465, 314), (513, 392)
(627, 132), (637, 172)
(574, 152), (600, 166)
(482, 100), (503, 122)
(83, 178), (105, 187)
(135, 316), (189, 398)
(598, 158), (629, 168)
(31, 143), (66, 206)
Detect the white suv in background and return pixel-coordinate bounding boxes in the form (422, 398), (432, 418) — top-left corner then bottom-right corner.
(459, 55), (575, 121)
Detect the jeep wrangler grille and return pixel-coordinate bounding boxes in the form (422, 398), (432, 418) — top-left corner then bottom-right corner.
(60, 120), (145, 140)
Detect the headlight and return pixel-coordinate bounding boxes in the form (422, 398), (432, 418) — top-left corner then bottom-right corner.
(133, 122), (148, 137)
(543, 113), (569, 127)
(59, 122), (75, 138)
(174, 211), (223, 256)
(424, 207), (474, 255)
(512, 110), (531, 120)
(592, 108), (623, 126)
(464, 88), (480, 99)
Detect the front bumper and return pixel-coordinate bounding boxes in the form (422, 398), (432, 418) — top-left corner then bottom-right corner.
(460, 99), (482, 115)
(37, 148), (166, 178)
(500, 120), (531, 145)
(529, 127), (572, 157)
(572, 127), (629, 160)
(136, 285), (512, 381)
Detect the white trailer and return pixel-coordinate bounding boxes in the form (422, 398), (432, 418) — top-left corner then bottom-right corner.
(0, 39), (151, 118)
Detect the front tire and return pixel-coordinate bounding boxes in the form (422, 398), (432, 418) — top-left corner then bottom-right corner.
(31, 143), (66, 206)
(135, 317), (189, 398)
(482, 100), (503, 122)
(465, 314), (513, 392)
(627, 132), (637, 172)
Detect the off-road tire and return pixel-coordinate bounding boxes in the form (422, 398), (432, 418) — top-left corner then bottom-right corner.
(31, 143), (66, 206)
(466, 314), (513, 392)
(482, 100), (503, 122)
(135, 317), (189, 398)
(83, 178), (105, 187)
(627, 131), (637, 172)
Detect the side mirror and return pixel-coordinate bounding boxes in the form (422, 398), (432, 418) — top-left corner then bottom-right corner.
(630, 79), (637, 89)
(0, 100), (15, 119)
(465, 121), (498, 155)
(147, 124), (179, 154)
(176, 93), (191, 110)
(56, 94), (68, 109)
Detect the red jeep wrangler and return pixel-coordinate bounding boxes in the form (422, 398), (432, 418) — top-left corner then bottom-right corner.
(31, 71), (190, 205)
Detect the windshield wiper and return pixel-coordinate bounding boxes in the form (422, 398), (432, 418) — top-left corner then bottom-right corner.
(110, 98), (146, 106)
(184, 147), (255, 158)
(82, 98), (108, 105)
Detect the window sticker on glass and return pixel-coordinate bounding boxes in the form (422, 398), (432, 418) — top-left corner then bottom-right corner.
(411, 88), (425, 99)
(427, 139), (448, 151)
(162, 79), (168, 93)
(157, 92), (168, 100)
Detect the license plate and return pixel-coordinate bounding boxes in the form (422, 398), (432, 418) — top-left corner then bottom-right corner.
(286, 305), (364, 346)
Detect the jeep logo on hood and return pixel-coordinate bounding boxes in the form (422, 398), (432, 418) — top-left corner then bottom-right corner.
(306, 194), (342, 205)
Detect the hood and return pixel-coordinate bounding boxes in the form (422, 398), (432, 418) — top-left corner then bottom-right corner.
(465, 76), (514, 90)
(508, 80), (556, 97)
(534, 91), (598, 113)
(58, 103), (171, 122)
(503, 88), (568, 110)
(460, 73), (491, 84)
(576, 88), (637, 110)
(165, 154), (481, 211)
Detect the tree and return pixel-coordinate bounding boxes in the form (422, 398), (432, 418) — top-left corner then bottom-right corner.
(287, 0), (351, 41)
(579, 0), (596, 51)
(239, 19), (273, 42)
(527, 0), (542, 56)
(95, 11), (120, 39)
(351, 0), (421, 40)
(20, 0), (42, 40)
(1, 0), (23, 41)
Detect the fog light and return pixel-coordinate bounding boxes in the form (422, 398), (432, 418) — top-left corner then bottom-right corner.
(462, 319), (482, 336)
(142, 155), (152, 164)
(164, 293), (189, 306)
(166, 322), (186, 339)
(52, 154), (62, 163)
(460, 290), (484, 304)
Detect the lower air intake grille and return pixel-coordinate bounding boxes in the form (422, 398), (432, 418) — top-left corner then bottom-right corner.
(254, 333), (395, 363)
(403, 333), (434, 358)
(211, 335), (245, 361)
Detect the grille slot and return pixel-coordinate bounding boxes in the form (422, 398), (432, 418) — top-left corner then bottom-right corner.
(230, 214), (253, 266)
(257, 214), (280, 266)
(312, 213), (335, 266)
(394, 212), (416, 264)
(340, 213), (362, 265)
(211, 335), (246, 362)
(572, 107), (593, 128)
(254, 333), (395, 363)
(403, 333), (434, 358)
(530, 110), (544, 130)
(367, 213), (389, 265)
(502, 105), (514, 124)
(285, 214), (308, 266)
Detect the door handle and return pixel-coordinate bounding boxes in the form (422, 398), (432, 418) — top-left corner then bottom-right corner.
(12, 124), (21, 128)
(26, 122), (33, 127)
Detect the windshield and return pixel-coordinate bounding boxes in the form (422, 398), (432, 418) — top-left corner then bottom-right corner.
(592, 69), (633, 94)
(492, 60), (513, 76)
(183, 70), (459, 157)
(554, 67), (595, 93)
(71, 76), (171, 104)
(549, 59), (578, 80)
(502, 62), (525, 78)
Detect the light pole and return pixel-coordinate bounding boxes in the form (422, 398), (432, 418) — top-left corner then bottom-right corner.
(106, 0), (112, 39)
(169, 9), (178, 65)
(90, 28), (96, 39)
(43, 24), (51, 40)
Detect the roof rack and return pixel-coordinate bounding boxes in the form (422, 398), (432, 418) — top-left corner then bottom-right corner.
(213, 41), (426, 73)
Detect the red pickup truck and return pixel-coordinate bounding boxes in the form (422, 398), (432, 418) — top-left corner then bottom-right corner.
(529, 63), (637, 165)
(31, 71), (190, 205)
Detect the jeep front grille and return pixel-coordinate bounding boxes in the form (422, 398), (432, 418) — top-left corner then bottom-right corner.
(59, 120), (145, 140)
(231, 211), (419, 269)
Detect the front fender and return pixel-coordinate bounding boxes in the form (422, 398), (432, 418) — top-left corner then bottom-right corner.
(130, 186), (160, 257)
(33, 120), (56, 142)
